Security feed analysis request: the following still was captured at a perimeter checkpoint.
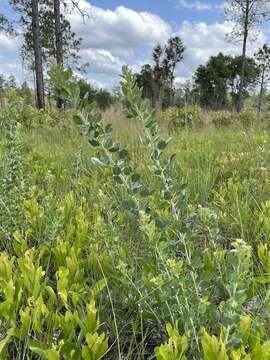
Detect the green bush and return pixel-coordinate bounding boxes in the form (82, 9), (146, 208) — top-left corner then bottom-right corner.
(161, 105), (203, 130)
(259, 111), (270, 129)
(20, 105), (60, 128)
(235, 110), (257, 128)
(211, 110), (258, 128)
(0, 92), (60, 129)
(211, 111), (233, 127)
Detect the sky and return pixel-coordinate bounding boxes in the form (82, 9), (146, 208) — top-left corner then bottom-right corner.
(0, 0), (269, 89)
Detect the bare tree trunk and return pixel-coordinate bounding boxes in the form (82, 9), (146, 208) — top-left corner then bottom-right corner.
(237, 0), (249, 113)
(152, 80), (160, 108)
(257, 68), (265, 116)
(53, 0), (64, 109)
(169, 64), (175, 107)
(32, 0), (45, 109)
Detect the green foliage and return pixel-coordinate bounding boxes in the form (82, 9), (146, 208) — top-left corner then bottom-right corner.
(48, 63), (98, 126)
(135, 36), (185, 108)
(201, 316), (270, 359)
(0, 92), (59, 129)
(211, 111), (233, 127)
(211, 110), (257, 128)
(48, 64), (114, 119)
(9, 0), (82, 69)
(235, 110), (257, 127)
(194, 53), (259, 110)
(155, 324), (188, 360)
(78, 79), (115, 111)
(0, 191), (109, 358)
(2, 66), (270, 359)
(162, 105), (203, 130)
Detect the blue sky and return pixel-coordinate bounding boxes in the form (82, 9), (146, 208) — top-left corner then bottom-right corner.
(0, 0), (268, 88)
(89, 0), (224, 24)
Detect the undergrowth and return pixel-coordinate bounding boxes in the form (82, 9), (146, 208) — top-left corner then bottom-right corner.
(1, 66), (270, 358)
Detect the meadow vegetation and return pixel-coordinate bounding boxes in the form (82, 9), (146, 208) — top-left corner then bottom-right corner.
(1, 66), (270, 359)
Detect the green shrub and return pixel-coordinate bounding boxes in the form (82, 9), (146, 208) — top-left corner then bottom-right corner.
(20, 105), (60, 129)
(211, 110), (257, 128)
(161, 105), (203, 130)
(211, 111), (233, 127)
(0, 93), (60, 130)
(235, 110), (257, 128)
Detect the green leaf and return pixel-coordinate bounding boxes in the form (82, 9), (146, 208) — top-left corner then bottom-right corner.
(109, 142), (120, 153)
(91, 157), (106, 166)
(131, 173), (140, 182)
(100, 155), (110, 165)
(105, 138), (113, 149)
(123, 166), (132, 175)
(0, 335), (11, 354)
(73, 113), (84, 125)
(152, 149), (160, 160)
(158, 138), (172, 150)
(105, 123), (113, 133)
(29, 339), (50, 357)
(91, 279), (107, 297)
(95, 113), (102, 123)
(113, 166), (121, 175)
(157, 140), (167, 150)
(170, 153), (177, 163)
(144, 115), (154, 128)
(119, 149), (129, 159)
(89, 139), (100, 147)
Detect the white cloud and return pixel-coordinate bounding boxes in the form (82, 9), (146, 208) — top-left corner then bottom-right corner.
(0, 32), (26, 83)
(0, 32), (18, 52)
(68, 0), (171, 54)
(80, 49), (123, 75)
(0, 61), (25, 82)
(78, 48), (124, 88)
(178, 0), (212, 11)
(65, 0), (172, 87)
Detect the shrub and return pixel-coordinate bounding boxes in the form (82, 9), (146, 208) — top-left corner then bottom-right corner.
(161, 105), (203, 130)
(211, 111), (233, 127)
(211, 110), (257, 128)
(0, 93), (60, 130)
(20, 106), (60, 129)
(235, 110), (257, 128)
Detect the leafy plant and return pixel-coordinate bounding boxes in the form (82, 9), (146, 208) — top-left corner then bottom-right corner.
(155, 323), (188, 360)
(161, 105), (203, 130)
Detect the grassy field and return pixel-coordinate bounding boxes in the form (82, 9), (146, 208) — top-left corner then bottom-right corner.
(2, 77), (270, 359)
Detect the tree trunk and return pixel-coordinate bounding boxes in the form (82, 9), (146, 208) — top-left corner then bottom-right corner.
(54, 0), (64, 110)
(237, 0), (249, 113)
(152, 79), (160, 108)
(169, 64), (175, 107)
(257, 68), (265, 116)
(31, 0), (45, 109)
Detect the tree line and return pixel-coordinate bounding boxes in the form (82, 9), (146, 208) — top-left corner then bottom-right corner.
(135, 0), (270, 113)
(137, 46), (270, 114)
(0, 0), (270, 113)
